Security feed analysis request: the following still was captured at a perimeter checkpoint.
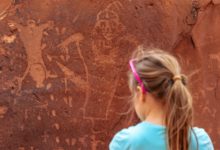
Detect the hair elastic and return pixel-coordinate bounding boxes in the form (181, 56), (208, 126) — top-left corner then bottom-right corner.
(129, 59), (147, 94)
(172, 75), (182, 82)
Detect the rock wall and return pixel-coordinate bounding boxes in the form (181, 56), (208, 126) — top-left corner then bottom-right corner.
(0, 0), (219, 149)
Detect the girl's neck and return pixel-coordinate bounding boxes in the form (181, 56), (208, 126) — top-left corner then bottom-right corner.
(144, 106), (166, 126)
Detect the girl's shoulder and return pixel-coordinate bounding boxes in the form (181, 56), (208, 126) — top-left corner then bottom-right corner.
(191, 127), (214, 150)
(109, 125), (134, 150)
(109, 122), (165, 150)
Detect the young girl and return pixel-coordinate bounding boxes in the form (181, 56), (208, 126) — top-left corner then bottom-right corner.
(109, 49), (214, 150)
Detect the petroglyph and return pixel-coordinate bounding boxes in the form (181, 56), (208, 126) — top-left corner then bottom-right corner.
(53, 147), (64, 150)
(37, 115), (42, 121)
(1, 35), (16, 43)
(55, 136), (60, 143)
(24, 109), (28, 120)
(18, 147), (25, 150)
(51, 110), (56, 117)
(202, 106), (217, 118)
(84, 1), (131, 119)
(209, 52), (220, 72)
(96, 10), (123, 41)
(0, 46), (6, 55)
(56, 61), (88, 92)
(0, 105), (8, 118)
(42, 131), (49, 143)
(64, 96), (73, 107)
(0, 1), (137, 148)
(0, 0), (219, 149)
(58, 33), (84, 61)
(8, 20), (56, 93)
(90, 135), (104, 150)
(52, 123), (60, 130)
(0, 0), (14, 20)
(78, 136), (87, 145)
(57, 33), (90, 106)
(218, 127), (220, 137)
(50, 94), (55, 101)
(0, 129), (3, 145)
(46, 82), (52, 90)
(64, 138), (76, 146)
(35, 100), (48, 110)
(105, 1), (124, 13)
(92, 2), (125, 64)
(17, 147), (36, 150)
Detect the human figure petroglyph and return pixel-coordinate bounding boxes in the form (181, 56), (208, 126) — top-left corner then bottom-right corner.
(42, 131), (49, 143)
(87, 2), (121, 118)
(92, 1), (138, 64)
(95, 1), (125, 41)
(92, 6), (126, 64)
(96, 10), (123, 41)
(8, 20), (56, 93)
(84, 1), (137, 119)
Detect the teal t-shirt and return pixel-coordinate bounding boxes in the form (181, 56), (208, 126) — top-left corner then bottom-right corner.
(109, 121), (214, 150)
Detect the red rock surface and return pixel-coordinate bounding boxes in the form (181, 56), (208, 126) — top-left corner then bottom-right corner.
(0, 0), (219, 149)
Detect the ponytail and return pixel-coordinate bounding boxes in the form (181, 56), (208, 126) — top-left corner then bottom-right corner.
(165, 74), (193, 150)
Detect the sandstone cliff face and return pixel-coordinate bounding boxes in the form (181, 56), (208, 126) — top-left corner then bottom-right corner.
(0, 0), (219, 149)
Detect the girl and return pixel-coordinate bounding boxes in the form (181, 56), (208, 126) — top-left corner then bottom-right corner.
(109, 49), (214, 150)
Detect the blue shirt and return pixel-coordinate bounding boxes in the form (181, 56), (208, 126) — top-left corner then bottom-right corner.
(109, 121), (214, 150)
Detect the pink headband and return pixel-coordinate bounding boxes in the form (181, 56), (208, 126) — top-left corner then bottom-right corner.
(129, 59), (147, 94)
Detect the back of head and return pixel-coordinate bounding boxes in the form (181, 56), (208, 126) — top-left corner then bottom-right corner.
(128, 48), (194, 150)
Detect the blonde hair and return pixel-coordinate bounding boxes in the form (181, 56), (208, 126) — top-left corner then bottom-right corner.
(128, 48), (197, 150)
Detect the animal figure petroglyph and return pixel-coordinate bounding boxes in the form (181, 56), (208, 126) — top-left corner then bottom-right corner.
(56, 61), (88, 92)
(58, 33), (84, 61)
(57, 32), (90, 112)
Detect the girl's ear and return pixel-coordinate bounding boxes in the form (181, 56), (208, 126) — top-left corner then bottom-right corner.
(137, 86), (145, 102)
(136, 86), (142, 95)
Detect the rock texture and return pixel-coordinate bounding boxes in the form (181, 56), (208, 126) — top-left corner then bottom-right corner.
(0, 0), (219, 149)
